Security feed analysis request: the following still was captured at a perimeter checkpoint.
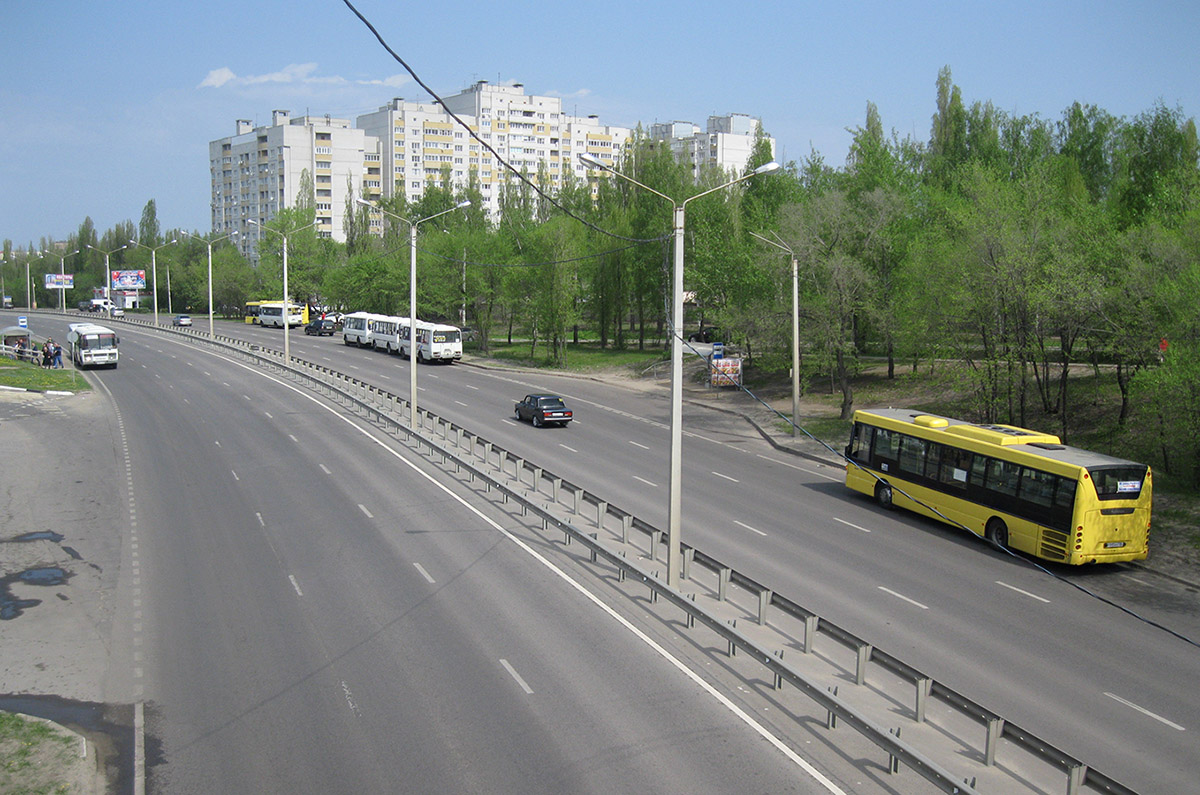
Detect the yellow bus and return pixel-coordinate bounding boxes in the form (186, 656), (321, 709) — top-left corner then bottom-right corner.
(244, 300), (265, 324)
(844, 408), (1151, 564)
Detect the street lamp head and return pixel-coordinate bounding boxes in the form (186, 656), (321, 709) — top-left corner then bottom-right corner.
(455, 199), (472, 209)
(577, 153), (609, 171)
(753, 161), (782, 176)
(355, 197), (375, 208)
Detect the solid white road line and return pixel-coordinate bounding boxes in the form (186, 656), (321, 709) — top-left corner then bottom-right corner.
(834, 517), (871, 533)
(878, 586), (929, 609)
(712, 471), (740, 483)
(358, 504), (374, 519)
(1104, 692), (1185, 730)
(995, 581), (1050, 603)
(413, 563), (436, 584)
(633, 475), (658, 488)
(499, 659), (534, 694)
(735, 520), (767, 537)
(629, 440), (650, 450)
(288, 575), (304, 597)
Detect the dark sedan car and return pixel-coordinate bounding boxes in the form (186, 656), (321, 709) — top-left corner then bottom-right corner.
(514, 394), (573, 427)
(304, 319), (336, 336)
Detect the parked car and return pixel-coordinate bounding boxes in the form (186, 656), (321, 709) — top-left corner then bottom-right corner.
(172, 314), (192, 326)
(76, 300), (92, 312)
(687, 326), (722, 343)
(304, 319), (336, 336)
(514, 394), (573, 427)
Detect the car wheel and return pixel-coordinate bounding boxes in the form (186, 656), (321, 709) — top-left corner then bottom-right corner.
(875, 481), (894, 510)
(533, 415), (543, 428)
(514, 408), (522, 421)
(985, 518), (1009, 549)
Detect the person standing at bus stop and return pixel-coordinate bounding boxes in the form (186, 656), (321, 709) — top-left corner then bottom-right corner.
(41, 340), (53, 369)
(52, 341), (63, 369)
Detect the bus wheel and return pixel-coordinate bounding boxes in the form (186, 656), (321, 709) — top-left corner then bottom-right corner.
(986, 518), (1009, 549)
(874, 482), (894, 510)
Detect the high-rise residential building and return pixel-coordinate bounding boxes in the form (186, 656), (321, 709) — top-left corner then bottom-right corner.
(649, 113), (773, 181)
(208, 86), (773, 249)
(356, 81), (631, 223)
(209, 110), (379, 262)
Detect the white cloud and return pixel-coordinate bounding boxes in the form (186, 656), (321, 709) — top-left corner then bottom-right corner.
(545, 88), (592, 100)
(198, 67), (236, 89)
(357, 74), (410, 88)
(199, 63), (399, 91)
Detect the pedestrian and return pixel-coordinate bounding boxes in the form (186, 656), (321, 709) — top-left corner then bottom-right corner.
(41, 340), (52, 369)
(52, 341), (64, 369)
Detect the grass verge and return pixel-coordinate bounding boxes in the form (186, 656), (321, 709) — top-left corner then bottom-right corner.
(0, 359), (90, 393)
(0, 711), (78, 794)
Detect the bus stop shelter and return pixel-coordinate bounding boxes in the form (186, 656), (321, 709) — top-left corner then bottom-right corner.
(1, 325), (36, 362)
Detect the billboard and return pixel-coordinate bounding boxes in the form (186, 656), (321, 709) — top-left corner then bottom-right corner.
(111, 269), (147, 290)
(45, 273), (75, 289)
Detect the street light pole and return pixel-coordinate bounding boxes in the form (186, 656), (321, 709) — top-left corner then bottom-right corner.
(357, 198), (470, 429)
(750, 231), (801, 437)
(181, 230), (239, 338)
(579, 154), (781, 587)
(86, 244), (128, 315)
(248, 219), (317, 363)
(129, 239), (177, 326)
(55, 250), (79, 311)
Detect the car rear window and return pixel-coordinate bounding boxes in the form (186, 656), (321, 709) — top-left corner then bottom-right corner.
(538, 398), (566, 409)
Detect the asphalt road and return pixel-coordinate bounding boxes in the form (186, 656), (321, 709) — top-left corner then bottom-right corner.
(7, 310), (1200, 792)
(5, 312), (866, 794)
(226, 316), (1200, 793)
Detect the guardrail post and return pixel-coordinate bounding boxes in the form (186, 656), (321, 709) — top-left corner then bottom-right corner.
(621, 515), (632, 544)
(915, 677), (931, 723)
(551, 477), (561, 503)
(682, 547), (693, 581)
(531, 467), (542, 495)
(985, 717), (1005, 766)
(855, 644), (872, 686)
(757, 588), (772, 625)
(482, 441), (492, 466)
(718, 567), (731, 602)
(572, 488), (581, 515)
(1067, 763), (1087, 795)
(826, 686), (839, 729)
(650, 531), (662, 563)
(888, 727), (902, 773)
(803, 615), (818, 653)
(595, 500), (607, 529)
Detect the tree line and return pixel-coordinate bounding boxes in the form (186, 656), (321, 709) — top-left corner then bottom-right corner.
(5, 67), (1198, 483)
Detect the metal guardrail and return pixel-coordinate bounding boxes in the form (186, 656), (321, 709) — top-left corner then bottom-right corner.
(50, 311), (1138, 794)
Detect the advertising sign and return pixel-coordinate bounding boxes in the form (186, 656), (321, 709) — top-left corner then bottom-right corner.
(710, 357), (743, 387)
(44, 273), (75, 289)
(111, 269), (147, 290)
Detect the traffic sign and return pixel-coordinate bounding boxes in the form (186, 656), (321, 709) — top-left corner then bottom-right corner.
(17, 316), (28, 329)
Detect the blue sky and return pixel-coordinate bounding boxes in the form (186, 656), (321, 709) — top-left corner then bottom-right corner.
(3, 0), (1197, 247)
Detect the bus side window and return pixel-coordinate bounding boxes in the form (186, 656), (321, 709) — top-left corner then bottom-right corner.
(939, 446), (972, 490)
(847, 423), (873, 463)
(872, 428), (900, 472)
(897, 434), (927, 477)
(1019, 467), (1056, 508)
(988, 459), (1021, 497)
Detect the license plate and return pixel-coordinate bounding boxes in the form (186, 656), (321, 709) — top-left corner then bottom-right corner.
(1104, 541), (1126, 549)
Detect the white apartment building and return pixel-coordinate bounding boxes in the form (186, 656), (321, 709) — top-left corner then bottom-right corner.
(209, 87), (772, 248)
(357, 81), (631, 223)
(650, 113), (774, 181)
(209, 110), (379, 262)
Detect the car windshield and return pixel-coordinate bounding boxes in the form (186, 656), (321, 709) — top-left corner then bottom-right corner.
(538, 398), (566, 409)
